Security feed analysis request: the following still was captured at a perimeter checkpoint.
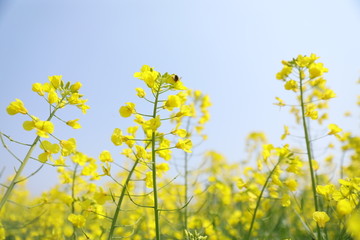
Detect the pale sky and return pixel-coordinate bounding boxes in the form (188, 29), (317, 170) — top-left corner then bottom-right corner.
(1, 0), (360, 194)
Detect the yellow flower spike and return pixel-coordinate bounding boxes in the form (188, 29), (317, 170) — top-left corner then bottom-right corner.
(70, 82), (82, 92)
(60, 138), (77, 156)
(175, 139), (192, 153)
(32, 83), (45, 96)
(111, 128), (124, 146)
(68, 214), (86, 228)
(119, 102), (136, 118)
(99, 150), (113, 162)
(135, 87), (146, 98)
(6, 99), (28, 115)
(164, 95), (181, 111)
(313, 211), (330, 228)
(66, 119), (81, 129)
(284, 80), (298, 92)
(328, 123), (342, 135)
(337, 199), (353, 216)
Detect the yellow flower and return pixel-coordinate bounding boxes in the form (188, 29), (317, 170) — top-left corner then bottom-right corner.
(70, 82), (82, 92)
(347, 212), (360, 240)
(281, 194), (291, 207)
(35, 121), (54, 138)
(284, 80), (298, 92)
(328, 123), (342, 135)
(119, 102), (136, 118)
(66, 119), (81, 129)
(321, 89), (336, 100)
(68, 214), (86, 228)
(281, 125), (290, 140)
(48, 75), (63, 89)
(135, 88), (146, 98)
(337, 199), (353, 216)
(48, 89), (59, 104)
(175, 139), (192, 153)
(157, 138), (172, 160)
(276, 66), (292, 80)
(309, 62), (328, 79)
(99, 150), (113, 162)
(24, 119), (54, 138)
(38, 140), (60, 163)
(143, 116), (161, 132)
(164, 95), (181, 111)
(305, 103), (318, 120)
(171, 129), (188, 138)
(60, 138), (77, 156)
(156, 163), (170, 177)
(284, 178), (298, 191)
(175, 105), (193, 118)
(313, 211), (330, 228)
(316, 184), (335, 199)
(145, 171), (153, 188)
(111, 128), (124, 146)
(32, 83), (45, 96)
(6, 99), (28, 115)
(133, 65), (159, 88)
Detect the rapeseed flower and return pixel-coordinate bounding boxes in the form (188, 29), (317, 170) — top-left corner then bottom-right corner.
(6, 99), (28, 115)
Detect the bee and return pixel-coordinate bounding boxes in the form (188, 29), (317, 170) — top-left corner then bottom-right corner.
(172, 74), (180, 82)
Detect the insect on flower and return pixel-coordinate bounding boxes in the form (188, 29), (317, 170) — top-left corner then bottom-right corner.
(172, 74), (180, 82)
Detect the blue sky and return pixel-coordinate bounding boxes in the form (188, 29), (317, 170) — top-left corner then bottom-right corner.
(1, 0), (360, 194)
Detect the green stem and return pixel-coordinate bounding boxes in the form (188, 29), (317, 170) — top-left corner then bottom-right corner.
(151, 83), (162, 240)
(298, 68), (321, 239)
(71, 164), (79, 240)
(0, 107), (58, 211)
(246, 156), (282, 240)
(107, 158), (140, 239)
(183, 117), (191, 231)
